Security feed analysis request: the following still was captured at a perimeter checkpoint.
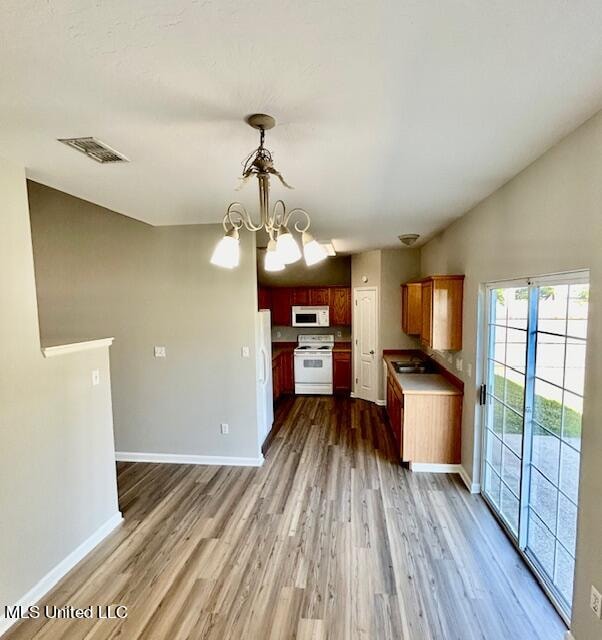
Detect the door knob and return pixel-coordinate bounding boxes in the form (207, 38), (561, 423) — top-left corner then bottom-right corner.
(370, 350), (375, 355)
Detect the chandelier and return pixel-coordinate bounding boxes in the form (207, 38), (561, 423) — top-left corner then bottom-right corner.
(210, 114), (328, 271)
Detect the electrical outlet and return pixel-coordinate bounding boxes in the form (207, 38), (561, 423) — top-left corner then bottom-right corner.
(220, 423), (229, 435)
(91, 369), (100, 386)
(241, 346), (250, 358)
(455, 357), (463, 372)
(336, 330), (342, 338)
(276, 331), (282, 338)
(154, 346), (166, 358)
(591, 585), (602, 618)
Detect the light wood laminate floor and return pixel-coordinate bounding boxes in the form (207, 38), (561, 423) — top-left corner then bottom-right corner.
(5, 396), (566, 640)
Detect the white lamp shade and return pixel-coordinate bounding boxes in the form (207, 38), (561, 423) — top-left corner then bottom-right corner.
(264, 239), (285, 272)
(275, 228), (302, 264)
(210, 231), (240, 269)
(302, 232), (328, 266)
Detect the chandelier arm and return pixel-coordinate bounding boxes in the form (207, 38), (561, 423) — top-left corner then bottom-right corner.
(270, 200), (287, 232)
(283, 208), (312, 233)
(225, 202), (263, 232)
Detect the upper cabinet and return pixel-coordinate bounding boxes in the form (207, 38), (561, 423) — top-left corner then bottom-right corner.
(330, 287), (352, 326)
(401, 282), (422, 335)
(271, 287), (292, 325)
(258, 285), (352, 326)
(291, 288), (310, 305)
(401, 275), (464, 351)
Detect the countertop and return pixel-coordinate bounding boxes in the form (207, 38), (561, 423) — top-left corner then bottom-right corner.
(383, 354), (462, 396)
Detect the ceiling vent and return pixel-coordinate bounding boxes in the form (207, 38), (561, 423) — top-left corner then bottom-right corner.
(57, 137), (129, 164)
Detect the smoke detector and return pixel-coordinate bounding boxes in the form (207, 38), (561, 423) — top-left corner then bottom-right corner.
(399, 234), (420, 247)
(57, 137), (129, 164)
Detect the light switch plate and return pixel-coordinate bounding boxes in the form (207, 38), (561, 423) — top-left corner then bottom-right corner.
(220, 423), (229, 435)
(91, 369), (100, 386)
(154, 346), (166, 358)
(467, 363), (472, 378)
(241, 346), (250, 358)
(455, 357), (463, 372)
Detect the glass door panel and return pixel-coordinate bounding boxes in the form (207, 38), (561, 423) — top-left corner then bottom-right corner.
(524, 282), (588, 613)
(482, 277), (589, 620)
(483, 286), (528, 537)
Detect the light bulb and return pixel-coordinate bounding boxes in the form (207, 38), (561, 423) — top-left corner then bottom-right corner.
(264, 238), (285, 272)
(275, 227), (302, 264)
(210, 227), (240, 269)
(302, 231), (328, 266)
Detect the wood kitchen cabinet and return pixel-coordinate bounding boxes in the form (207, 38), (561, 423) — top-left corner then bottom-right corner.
(386, 373), (403, 453)
(401, 282), (422, 335)
(291, 287), (310, 305)
(402, 275), (463, 351)
(333, 350), (352, 393)
(272, 357), (282, 400)
(270, 288), (292, 326)
(385, 361), (462, 465)
(273, 348), (294, 403)
(309, 287), (330, 306)
(259, 286), (353, 327)
(258, 287), (272, 311)
(280, 350), (294, 394)
(330, 287), (352, 326)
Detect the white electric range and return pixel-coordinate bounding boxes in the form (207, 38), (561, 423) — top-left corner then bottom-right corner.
(294, 334), (335, 395)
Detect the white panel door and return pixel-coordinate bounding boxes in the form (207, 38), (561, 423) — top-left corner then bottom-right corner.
(354, 287), (378, 402)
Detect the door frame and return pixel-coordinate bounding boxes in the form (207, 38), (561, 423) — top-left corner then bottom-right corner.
(478, 270), (590, 626)
(352, 286), (379, 403)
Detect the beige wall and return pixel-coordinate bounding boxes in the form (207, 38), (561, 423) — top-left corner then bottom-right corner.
(352, 248), (421, 400)
(420, 110), (602, 640)
(0, 159), (119, 621)
(258, 253), (351, 286)
(28, 182), (261, 461)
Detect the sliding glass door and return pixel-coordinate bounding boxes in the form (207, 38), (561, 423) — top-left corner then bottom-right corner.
(482, 274), (589, 619)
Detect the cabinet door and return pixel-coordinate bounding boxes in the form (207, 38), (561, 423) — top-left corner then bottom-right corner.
(272, 359), (281, 401)
(271, 288), (292, 326)
(281, 351), (294, 394)
(310, 287), (330, 306)
(421, 281), (433, 347)
(402, 283), (422, 335)
(431, 277), (464, 351)
(401, 285), (409, 333)
(333, 351), (352, 393)
(291, 287), (310, 306)
(331, 287), (351, 325)
(396, 386), (404, 459)
(258, 287), (271, 311)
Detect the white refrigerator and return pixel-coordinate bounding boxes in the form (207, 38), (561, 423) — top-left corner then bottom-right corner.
(256, 309), (274, 447)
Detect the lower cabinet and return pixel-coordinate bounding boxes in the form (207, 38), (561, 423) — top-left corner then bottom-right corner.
(273, 349), (294, 403)
(333, 351), (352, 394)
(386, 369), (461, 464)
(386, 374), (404, 456)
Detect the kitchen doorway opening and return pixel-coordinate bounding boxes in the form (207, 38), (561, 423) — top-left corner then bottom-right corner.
(480, 271), (589, 623)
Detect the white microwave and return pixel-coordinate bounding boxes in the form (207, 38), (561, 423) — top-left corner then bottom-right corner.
(292, 306), (330, 327)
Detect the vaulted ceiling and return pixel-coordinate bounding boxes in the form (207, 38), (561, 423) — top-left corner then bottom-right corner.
(2, 1), (602, 252)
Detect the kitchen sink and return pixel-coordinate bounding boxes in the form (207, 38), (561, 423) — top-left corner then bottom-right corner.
(392, 360), (428, 374)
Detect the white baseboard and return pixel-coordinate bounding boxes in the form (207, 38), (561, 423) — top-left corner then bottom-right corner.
(116, 451), (265, 467)
(375, 399), (386, 406)
(409, 462), (462, 474)
(350, 391), (356, 398)
(0, 511), (123, 637)
(458, 465), (481, 494)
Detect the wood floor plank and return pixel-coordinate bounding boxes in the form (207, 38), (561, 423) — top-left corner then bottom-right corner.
(4, 397), (566, 640)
